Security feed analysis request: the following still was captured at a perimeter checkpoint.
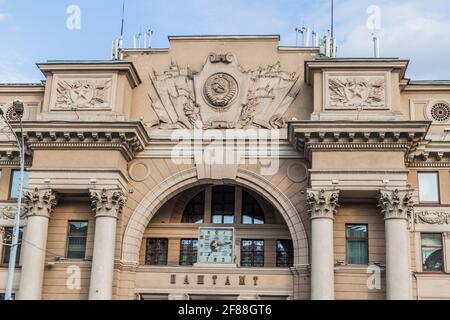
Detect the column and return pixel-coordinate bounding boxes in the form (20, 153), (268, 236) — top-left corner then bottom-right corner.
(378, 189), (413, 300)
(89, 188), (126, 300)
(306, 189), (340, 300)
(17, 188), (58, 300)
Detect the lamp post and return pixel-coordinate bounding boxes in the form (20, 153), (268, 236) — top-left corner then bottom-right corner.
(0, 100), (25, 300)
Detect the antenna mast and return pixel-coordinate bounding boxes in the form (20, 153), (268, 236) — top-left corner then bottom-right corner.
(331, 0), (334, 38)
(120, 0), (126, 38)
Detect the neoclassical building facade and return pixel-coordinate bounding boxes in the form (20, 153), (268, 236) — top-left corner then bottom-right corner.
(0, 35), (449, 300)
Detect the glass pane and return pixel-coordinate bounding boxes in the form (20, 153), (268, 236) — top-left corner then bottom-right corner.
(2, 227), (23, 265)
(67, 237), (87, 259)
(422, 248), (443, 271)
(242, 215), (252, 224)
(146, 239), (168, 265)
(212, 215), (223, 224)
(418, 173), (439, 202)
(223, 215), (234, 224)
(69, 221), (88, 236)
(421, 234), (442, 247)
(10, 170), (30, 199)
(182, 191), (205, 223)
(241, 191), (265, 225)
(347, 240), (368, 265)
(346, 225), (368, 239)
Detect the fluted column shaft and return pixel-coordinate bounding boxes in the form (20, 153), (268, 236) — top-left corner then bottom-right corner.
(306, 189), (340, 300)
(379, 189), (413, 300)
(88, 189), (126, 300)
(17, 188), (58, 300)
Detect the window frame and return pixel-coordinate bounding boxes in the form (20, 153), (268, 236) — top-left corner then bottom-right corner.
(8, 169), (29, 200)
(65, 221), (89, 260)
(179, 239), (198, 266)
(345, 224), (369, 266)
(181, 191), (205, 224)
(241, 191), (265, 225)
(145, 238), (169, 266)
(276, 239), (294, 268)
(1, 227), (24, 266)
(211, 186), (235, 225)
(240, 239), (265, 268)
(421, 233), (445, 273)
(418, 171), (440, 204)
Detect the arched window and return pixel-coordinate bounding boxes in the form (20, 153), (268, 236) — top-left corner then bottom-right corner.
(242, 191), (265, 225)
(181, 191), (205, 224)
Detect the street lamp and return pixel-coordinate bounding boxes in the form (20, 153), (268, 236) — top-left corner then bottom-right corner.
(0, 100), (25, 300)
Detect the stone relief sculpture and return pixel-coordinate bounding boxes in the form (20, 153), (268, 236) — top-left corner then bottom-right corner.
(149, 53), (300, 130)
(0, 205), (26, 220)
(55, 79), (112, 109)
(415, 211), (450, 225)
(328, 76), (385, 109)
(245, 62), (298, 129)
(149, 63), (200, 129)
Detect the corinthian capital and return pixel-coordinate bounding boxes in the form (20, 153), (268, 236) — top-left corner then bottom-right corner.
(378, 189), (414, 221)
(90, 188), (126, 219)
(23, 188), (58, 218)
(306, 189), (340, 220)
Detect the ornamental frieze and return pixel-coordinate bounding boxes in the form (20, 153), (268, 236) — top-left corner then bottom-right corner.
(415, 210), (450, 225)
(149, 53), (299, 130)
(54, 78), (112, 110)
(0, 204), (26, 220)
(324, 72), (388, 110)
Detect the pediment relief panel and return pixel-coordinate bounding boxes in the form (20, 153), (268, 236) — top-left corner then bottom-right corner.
(149, 53), (300, 130)
(324, 71), (390, 111)
(50, 74), (115, 111)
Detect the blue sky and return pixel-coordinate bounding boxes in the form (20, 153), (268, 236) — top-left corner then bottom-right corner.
(1, 0), (450, 82)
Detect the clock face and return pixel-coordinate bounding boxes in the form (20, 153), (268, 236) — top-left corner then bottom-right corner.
(198, 228), (235, 264)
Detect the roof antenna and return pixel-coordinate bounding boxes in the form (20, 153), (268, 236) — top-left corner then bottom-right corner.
(331, 0), (334, 39)
(120, 0), (126, 39)
(113, 0), (126, 60)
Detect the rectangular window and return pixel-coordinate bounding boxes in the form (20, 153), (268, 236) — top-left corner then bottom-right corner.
(212, 186), (235, 224)
(66, 221), (88, 259)
(0, 293), (15, 300)
(1, 227), (23, 265)
(276, 240), (294, 267)
(146, 238), (168, 266)
(421, 233), (444, 272)
(179, 239), (198, 266)
(241, 240), (264, 267)
(9, 170), (30, 200)
(418, 172), (440, 203)
(346, 224), (369, 265)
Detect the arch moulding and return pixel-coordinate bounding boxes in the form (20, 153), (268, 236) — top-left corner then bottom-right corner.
(121, 167), (309, 266)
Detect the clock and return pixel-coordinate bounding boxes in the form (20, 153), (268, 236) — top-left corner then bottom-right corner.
(197, 227), (235, 264)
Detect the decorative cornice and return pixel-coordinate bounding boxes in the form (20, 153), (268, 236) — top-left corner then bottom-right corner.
(306, 189), (340, 220)
(90, 188), (126, 219)
(23, 188), (58, 218)
(378, 189), (414, 221)
(0, 150), (32, 167)
(18, 122), (150, 161)
(37, 61), (141, 88)
(288, 121), (430, 160)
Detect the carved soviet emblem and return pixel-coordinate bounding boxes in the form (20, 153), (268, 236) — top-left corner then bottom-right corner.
(55, 79), (112, 109)
(203, 73), (238, 110)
